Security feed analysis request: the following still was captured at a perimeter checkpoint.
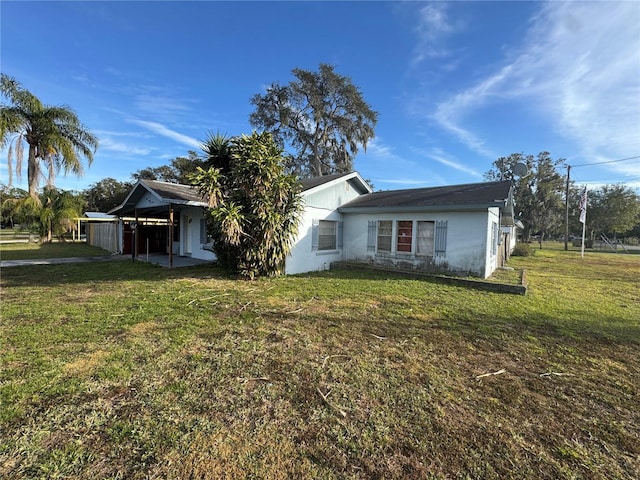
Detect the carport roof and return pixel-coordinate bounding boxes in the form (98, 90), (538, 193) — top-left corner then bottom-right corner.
(111, 173), (373, 218)
(108, 179), (207, 217)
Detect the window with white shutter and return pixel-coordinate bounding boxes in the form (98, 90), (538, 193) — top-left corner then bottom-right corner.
(435, 220), (447, 257)
(367, 221), (377, 252)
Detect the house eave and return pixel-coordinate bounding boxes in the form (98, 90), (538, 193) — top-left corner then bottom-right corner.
(339, 202), (507, 214)
(302, 172), (372, 197)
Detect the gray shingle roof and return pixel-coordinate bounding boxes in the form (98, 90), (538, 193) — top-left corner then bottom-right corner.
(340, 180), (513, 210)
(299, 172), (354, 192)
(108, 179), (207, 216)
(139, 179), (203, 203)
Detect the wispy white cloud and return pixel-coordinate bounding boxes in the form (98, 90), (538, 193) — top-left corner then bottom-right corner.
(134, 93), (195, 118)
(430, 2), (640, 165)
(94, 129), (152, 139)
(128, 119), (201, 149)
(104, 66), (122, 77)
(71, 73), (89, 84)
(366, 137), (423, 171)
(363, 138), (446, 187)
(381, 179), (437, 187)
(431, 63), (515, 157)
(519, 2), (640, 160)
(411, 3), (461, 65)
(411, 147), (482, 178)
(99, 137), (153, 156)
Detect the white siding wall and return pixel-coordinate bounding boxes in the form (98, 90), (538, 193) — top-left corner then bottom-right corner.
(285, 180), (362, 275)
(179, 207), (216, 261)
(342, 210), (495, 278)
(285, 207), (343, 274)
(483, 207), (500, 277)
(138, 191), (165, 209)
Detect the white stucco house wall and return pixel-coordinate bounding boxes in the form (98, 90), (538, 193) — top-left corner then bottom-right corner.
(107, 173), (516, 277)
(284, 172), (372, 274)
(316, 174), (515, 278)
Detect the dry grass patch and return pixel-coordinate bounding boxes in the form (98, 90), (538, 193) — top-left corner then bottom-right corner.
(63, 349), (110, 376)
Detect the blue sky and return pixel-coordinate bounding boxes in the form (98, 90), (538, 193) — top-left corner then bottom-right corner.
(2, 1), (639, 194)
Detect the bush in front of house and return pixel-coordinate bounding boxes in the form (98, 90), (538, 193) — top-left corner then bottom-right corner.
(190, 132), (303, 280)
(511, 243), (535, 257)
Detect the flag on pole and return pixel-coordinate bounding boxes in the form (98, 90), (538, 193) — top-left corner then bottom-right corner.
(579, 187), (588, 224)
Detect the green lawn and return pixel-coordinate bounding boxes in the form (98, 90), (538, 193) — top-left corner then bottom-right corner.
(1, 246), (638, 479)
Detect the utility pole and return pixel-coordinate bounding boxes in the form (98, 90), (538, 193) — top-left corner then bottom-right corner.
(564, 165), (571, 251)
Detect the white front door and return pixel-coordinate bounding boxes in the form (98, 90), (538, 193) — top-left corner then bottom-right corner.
(183, 215), (192, 255)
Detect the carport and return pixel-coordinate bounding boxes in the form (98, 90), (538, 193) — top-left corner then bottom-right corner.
(109, 179), (211, 267)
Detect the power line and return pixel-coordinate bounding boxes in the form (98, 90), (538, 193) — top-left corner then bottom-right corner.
(563, 155), (640, 250)
(570, 155), (640, 168)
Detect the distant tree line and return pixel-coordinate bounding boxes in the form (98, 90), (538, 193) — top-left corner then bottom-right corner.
(484, 152), (640, 246)
(3, 69), (639, 255)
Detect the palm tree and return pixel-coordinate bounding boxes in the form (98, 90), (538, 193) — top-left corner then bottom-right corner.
(38, 187), (86, 242)
(0, 74), (98, 198)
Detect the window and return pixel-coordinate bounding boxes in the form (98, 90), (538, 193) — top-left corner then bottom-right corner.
(416, 221), (435, 256)
(377, 220), (392, 252)
(318, 220), (337, 250)
(370, 220), (443, 256)
(491, 221), (498, 256)
(396, 221), (413, 253)
(200, 218), (212, 244)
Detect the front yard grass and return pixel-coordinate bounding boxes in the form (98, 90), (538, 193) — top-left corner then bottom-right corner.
(1, 248), (638, 479)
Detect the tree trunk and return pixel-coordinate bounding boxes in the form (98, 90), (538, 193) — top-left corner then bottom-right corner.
(27, 144), (38, 198)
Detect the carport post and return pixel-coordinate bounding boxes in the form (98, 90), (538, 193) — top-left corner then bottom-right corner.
(132, 209), (139, 262)
(169, 205), (174, 268)
(135, 210), (139, 259)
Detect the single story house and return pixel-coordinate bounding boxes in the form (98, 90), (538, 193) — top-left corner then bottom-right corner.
(101, 173), (517, 277)
(291, 172), (516, 278)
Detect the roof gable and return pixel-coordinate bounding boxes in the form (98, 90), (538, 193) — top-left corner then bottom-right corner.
(108, 179), (207, 216)
(300, 172), (372, 196)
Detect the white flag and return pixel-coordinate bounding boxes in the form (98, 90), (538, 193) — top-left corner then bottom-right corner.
(579, 187), (587, 224)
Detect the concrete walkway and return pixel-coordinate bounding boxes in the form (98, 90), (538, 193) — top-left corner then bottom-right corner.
(0, 255), (130, 268)
(0, 253), (212, 269)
